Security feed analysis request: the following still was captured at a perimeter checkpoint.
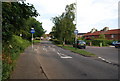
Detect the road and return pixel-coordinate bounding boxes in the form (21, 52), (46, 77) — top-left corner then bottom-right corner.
(11, 41), (118, 79)
(33, 41), (118, 79)
(83, 46), (119, 65)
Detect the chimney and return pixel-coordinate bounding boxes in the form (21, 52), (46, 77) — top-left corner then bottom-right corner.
(103, 27), (109, 31)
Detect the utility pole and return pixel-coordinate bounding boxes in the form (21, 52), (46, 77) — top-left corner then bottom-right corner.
(75, 0), (77, 28)
(74, 0), (78, 48)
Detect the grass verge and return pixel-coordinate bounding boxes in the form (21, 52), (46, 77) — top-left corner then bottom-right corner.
(33, 40), (41, 43)
(2, 35), (31, 81)
(58, 45), (96, 57)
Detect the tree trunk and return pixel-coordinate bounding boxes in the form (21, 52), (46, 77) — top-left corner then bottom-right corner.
(63, 38), (65, 46)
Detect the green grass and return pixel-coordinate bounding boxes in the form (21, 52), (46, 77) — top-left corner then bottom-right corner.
(57, 44), (63, 47)
(33, 40), (41, 43)
(59, 45), (96, 57)
(2, 35), (31, 81)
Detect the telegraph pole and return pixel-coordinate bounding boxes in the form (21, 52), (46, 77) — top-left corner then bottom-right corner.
(74, 0), (78, 48)
(75, 0), (77, 28)
(75, 0), (78, 42)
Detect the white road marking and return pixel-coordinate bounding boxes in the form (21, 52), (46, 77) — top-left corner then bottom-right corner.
(57, 52), (72, 59)
(43, 48), (45, 51)
(33, 47), (40, 54)
(52, 48), (56, 52)
(98, 57), (112, 64)
(61, 57), (72, 58)
(43, 47), (47, 52)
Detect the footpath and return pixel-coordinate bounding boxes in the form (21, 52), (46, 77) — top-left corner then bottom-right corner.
(10, 45), (47, 80)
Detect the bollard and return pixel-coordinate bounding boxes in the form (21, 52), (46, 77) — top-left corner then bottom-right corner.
(100, 42), (102, 47)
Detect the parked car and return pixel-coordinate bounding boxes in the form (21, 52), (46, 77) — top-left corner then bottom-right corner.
(114, 41), (120, 48)
(73, 40), (86, 49)
(112, 41), (118, 46)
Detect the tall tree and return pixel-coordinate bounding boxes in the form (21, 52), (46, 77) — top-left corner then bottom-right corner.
(2, 2), (39, 42)
(23, 17), (45, 40)
(51, 3), (76, 44)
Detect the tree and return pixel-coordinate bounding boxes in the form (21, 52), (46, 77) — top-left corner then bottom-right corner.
(2, 2), (39, 42)
(22, 17), (45, 40)
(51, 3), (76, 44)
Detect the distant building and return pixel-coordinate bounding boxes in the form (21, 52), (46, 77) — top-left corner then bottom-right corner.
(84, 29), (120, 40)
(77, 33), (86, 38)
(45, 34), (51, 40)
(90, 28), (98, 33)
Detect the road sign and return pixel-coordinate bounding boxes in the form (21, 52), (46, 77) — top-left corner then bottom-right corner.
(31, 29), (35, 33)
(74, 30), (78, 34)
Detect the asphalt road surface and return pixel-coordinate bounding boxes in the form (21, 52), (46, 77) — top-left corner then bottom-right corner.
(11, 41), (118, 79)
(83, 46), (119, 65)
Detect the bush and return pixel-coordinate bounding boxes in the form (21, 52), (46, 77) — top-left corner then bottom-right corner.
(52, 39), (63, 44)
(85, 39), (114, 46)
(2, 35), (31, 81)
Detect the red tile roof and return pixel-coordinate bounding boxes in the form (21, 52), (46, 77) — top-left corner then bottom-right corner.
(84, 29), (120, 36)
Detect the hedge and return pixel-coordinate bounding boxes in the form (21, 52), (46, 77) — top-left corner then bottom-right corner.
(50, 39), (63, 44)
(2, 35), (31, 81)
(85, 39), (114, 46)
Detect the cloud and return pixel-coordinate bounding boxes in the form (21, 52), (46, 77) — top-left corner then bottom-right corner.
(26, 0), (119, 33)
(38, 18), (54, 33)
(77, 0), (119, 33)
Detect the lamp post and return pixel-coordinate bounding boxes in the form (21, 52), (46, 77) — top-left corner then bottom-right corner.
(31, 28), (35, 49)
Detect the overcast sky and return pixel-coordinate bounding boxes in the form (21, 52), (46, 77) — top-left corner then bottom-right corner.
(25, 0), (119, 34)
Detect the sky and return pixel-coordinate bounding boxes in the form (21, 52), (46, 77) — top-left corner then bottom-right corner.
(25, 0), (119, 34)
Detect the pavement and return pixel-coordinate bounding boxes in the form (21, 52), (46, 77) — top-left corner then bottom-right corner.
(10, 41), (118, 79)
(10, 46), (47, 79)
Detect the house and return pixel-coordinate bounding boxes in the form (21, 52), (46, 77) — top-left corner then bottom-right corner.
(45, 34), (51, 40)
(84, 29), (120, 40)
(77, 33), (86, 38)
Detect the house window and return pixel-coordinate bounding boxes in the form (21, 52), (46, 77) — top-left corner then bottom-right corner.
(111, 34), (114, 38)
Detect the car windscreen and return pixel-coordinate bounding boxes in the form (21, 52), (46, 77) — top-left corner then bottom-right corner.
(78, 41), (86, 44)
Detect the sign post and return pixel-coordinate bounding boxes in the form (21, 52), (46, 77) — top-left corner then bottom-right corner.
(30, 28), (35, 49)
(74, 30), (78, 48)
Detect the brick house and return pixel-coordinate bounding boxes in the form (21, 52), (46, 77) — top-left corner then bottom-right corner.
(84, 29), (120, 40)
(77, 33), (86, 38)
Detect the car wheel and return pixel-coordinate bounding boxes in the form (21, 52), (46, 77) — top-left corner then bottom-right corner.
(83, 46), (86, 49)
(115, 46), (118, 48)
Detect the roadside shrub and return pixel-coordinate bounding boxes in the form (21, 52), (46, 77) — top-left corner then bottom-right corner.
(2, 35), (31, 81)
(52, 39), (63, 44)
(49, 38), (54, 41)
(85, 40), (91, 46)
(77, 37), (85, 40)
(85, 39), (114, 46)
